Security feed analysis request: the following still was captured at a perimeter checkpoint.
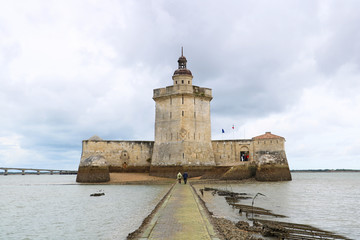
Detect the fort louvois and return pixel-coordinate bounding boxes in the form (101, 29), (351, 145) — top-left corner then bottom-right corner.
(76, 50), (291, 182)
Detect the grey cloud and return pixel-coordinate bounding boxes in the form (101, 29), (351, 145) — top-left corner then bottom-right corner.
(1, 0), (359, 170)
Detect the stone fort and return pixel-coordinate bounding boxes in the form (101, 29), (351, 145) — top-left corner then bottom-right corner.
(76, 50), (291, 182)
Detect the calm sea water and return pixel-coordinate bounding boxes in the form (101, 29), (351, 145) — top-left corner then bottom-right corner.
(1, 173), (359, 239)
(0, 175), (170, 240)
(195, 172), (360, 240)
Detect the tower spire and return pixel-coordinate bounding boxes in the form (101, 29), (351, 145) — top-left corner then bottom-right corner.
(177, 47), (187, 69)
(173, 48), (192, 78)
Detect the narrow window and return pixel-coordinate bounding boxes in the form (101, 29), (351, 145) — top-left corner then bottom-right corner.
(170, 112), (172, 119)
(182, 95), (184, 104)
(182, 111), (184, 116)
(175, 81), (177, 84)
(183, 153), (184, 158)
(188, 81), (190, 84)
(181, 80), (184, 84)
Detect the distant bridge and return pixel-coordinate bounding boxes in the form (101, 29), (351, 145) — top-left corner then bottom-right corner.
(0, 167), (77, 175)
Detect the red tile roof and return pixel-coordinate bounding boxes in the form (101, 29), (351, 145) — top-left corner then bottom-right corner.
(252, 132), (284, 140)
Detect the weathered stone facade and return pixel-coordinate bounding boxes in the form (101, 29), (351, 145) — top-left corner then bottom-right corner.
(79, 139), (153, 172)
(212, 140), (253, 166)
(76, 51), (291, 182)
(151, 82), (215, 166)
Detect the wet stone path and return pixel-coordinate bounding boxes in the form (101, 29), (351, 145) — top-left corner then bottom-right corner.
(139, 182), (219, 240)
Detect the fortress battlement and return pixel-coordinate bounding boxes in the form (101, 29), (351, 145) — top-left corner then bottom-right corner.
(153, 85), (212, 99)
(76, 50), (292, 183)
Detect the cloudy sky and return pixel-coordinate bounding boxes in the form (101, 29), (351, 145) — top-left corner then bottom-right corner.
(1, 0), (359, 170)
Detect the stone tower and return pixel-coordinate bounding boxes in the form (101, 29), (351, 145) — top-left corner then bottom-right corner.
(151, 49), (216, 167)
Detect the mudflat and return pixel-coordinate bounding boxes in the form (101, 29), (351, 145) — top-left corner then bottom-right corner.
(108, 173), (175, 184)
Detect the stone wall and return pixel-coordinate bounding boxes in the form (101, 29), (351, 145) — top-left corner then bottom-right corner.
(76, 155), (110, 183)
(78, 137), (292, 181)
(252, 137), (291, 181)
(212, 140), (254, 166)
(253, 138), (285, 152)
(152, 84), (215, 166)
(80, 140), (153, 169)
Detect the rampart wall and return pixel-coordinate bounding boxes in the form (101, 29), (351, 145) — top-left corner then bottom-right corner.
(79, 136), (291, 181)
(253, 138), (285, 152)
(81, 140), (153, 171)
(211, 140), (254, 166)
(80, 138), (286, 168)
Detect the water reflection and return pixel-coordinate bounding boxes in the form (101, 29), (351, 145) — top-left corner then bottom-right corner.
(0, 175), (170, 240)
(194, 172), (359, 240)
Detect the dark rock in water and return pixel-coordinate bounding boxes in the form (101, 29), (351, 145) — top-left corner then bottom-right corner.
(90, 192), (105, 197)
(235, 221), (250, 230)
(262, 222), (288, 238)
(212, 217), (261, 240)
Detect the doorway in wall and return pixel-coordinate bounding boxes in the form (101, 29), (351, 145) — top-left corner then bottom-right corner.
(240, 151), (249, 161)
(240, 146), (250, 162)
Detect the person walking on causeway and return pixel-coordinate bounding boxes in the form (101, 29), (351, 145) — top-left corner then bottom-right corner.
(177, 172), (182, 184)
(182, 172), (188, 184)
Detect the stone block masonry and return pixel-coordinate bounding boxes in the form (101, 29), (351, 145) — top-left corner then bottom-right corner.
(80, 140), (153, 168)
(76, 50), (292, 182)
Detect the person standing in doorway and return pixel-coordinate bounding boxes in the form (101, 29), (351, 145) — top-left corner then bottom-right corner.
(177, 172), (182, 184)
(182, 172), (188, 184)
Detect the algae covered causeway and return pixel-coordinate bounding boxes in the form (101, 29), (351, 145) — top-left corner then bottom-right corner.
(192, 172), (358, 240)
